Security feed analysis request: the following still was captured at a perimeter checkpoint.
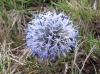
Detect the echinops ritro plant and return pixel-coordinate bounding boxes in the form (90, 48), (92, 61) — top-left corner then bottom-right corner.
(25, 10), (78, 61)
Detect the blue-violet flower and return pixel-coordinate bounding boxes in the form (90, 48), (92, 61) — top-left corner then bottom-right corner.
(25, 10), (78, 61)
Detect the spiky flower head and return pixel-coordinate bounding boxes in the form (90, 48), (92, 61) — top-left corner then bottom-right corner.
(25, 10), (78, 61)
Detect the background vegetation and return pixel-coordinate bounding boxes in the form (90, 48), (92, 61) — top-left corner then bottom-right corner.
(0, 0), (100, 74)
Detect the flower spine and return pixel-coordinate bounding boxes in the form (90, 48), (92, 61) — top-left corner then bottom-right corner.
(25, 10), (78, 61)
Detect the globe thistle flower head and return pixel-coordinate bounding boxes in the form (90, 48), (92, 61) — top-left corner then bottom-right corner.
(26, 10), (78, 62)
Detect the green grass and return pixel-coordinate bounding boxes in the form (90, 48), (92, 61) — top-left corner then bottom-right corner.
(0, 0), (100, 74)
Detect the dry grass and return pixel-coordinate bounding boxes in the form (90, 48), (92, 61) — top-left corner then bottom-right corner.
(0, 40), (22, 74)
(0, 5), (29, 74)
(0, 0), (100, 74)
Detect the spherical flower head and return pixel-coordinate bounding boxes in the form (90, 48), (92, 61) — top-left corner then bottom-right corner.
(25, 10), (78, 62)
